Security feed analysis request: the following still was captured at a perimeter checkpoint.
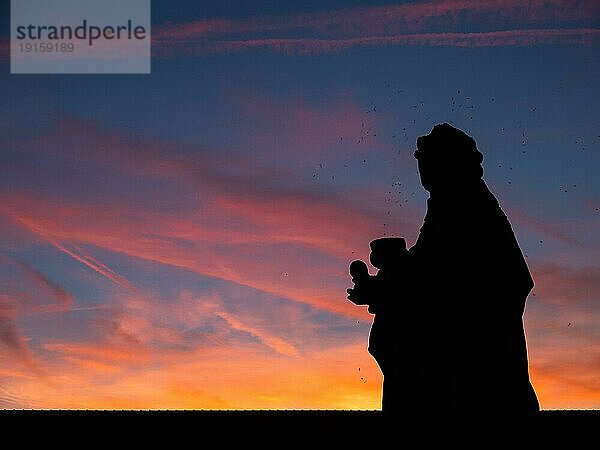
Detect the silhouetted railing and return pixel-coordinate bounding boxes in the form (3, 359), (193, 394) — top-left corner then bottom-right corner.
(1, 409), (596, 447)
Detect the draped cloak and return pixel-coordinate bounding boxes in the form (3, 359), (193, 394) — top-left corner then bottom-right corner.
(368, 179), (539, 442)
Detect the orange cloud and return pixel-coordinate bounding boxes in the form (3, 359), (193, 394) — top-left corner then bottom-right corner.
(528, 339), (600, 409)
(6, 339), (381, 409)
(0, 284), (380, 409)
(523, 262), (600, 409)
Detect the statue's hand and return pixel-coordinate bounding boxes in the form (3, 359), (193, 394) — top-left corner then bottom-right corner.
(347, 276), (382, 307)
(348, 259), (371, 305)
(347, 284), (369, 305)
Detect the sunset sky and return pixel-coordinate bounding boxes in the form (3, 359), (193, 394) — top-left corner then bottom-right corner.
(0, 0), (598, 410)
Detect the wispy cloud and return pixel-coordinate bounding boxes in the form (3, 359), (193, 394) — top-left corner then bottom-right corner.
(232, 92), (384, 164)
(0, 253), (74, 314)
(533, 263), (600, 304)
(0, 303), (36, 368)
(153, 0), (600, 56)
(216, 311), (298, 357)
(509, 208), (583, 247)
(0, 1), (597, 61)
(155, 0), (598, 40)
(0, 112), (412, 318)
(155, 29), (600, 57)
(13, 216), (136, 292)
(0, 254), (75, 375)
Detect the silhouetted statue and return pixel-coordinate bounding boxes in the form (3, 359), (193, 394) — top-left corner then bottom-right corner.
(348, 123), (539, 448)
(349, 237), (409, 414)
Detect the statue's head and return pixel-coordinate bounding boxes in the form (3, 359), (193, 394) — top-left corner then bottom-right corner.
(414, 123), (483, 193)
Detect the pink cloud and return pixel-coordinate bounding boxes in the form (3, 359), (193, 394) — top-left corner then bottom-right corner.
(92, 290), (306, 364)
(152, 0), (600, 56)
(0, 113), (416, 319)
(0, 189), (382, 318)
(521, 262), (600, 408)
(507, 208), (583, 247)
(157, 29), (599, 57)
(154, 0), (598, 41)
(530, 263), (600, 307)
(0, 254), (74, 314)
(524, 262), (599, 345)
(232, 92), (384, 165)
(0, 302), (36, 369)
(0, 254), (75, 375)
(22, 110), (377, 190)
(216, 311), (299, 357)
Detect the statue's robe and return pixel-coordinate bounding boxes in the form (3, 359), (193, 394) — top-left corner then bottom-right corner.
(370, 179), (539, 445)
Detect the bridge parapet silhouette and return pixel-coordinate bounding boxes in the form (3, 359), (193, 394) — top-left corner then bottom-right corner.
(1, 409), (596, 447)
